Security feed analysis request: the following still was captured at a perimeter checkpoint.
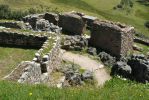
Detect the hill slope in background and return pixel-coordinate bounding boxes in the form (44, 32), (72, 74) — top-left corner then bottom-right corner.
(0, 0), (148, 37)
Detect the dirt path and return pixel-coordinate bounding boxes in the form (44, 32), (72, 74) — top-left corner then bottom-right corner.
(62, 50), (111, 86)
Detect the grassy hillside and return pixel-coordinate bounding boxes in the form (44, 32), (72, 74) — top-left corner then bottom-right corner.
(0, 0), (148, 37)
(0, 78), (148, 100)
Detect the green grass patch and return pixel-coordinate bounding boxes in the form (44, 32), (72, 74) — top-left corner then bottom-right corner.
(0, 47), (37, 78)
(41, 34), (56, 57)
(0, 27), (49, 36)
(0, 78), (148, 100)
(134, 42), (149, 54)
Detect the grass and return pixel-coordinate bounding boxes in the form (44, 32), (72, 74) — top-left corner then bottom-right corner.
(0, 46), (37, 78)
(0, 19), (15, 22)
(41, 34), (56, 57)
(0, 0), (148, 37)
(0, 27), (49, 36)
(134, 43), (149, 54)
(0, 78), (148, 100)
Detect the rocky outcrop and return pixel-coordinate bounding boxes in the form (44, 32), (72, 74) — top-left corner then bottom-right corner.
(111, 61), (132, 78)
(87, 47), (97, 56)
(98, 52), (116, 67)
(61, 35), (88, 51)
(111, 54), (149, 83)
(90, 20), (134, 58)
(59, 63), (93, 86)
(128, 54), (149, 83)
(59, 12), (86, 35)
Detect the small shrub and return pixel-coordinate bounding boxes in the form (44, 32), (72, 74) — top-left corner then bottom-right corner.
(117, 4), (123, 8)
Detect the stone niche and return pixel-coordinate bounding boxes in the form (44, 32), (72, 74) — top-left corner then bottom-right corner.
(58, 12), (86, 35)
(90, 20), (134, 58)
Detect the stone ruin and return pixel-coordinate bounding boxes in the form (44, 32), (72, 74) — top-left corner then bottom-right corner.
(0, 19), (62, 84)
(58, 12), (86, 35)
(0, 30), (47, 48)
(1, 29), (62, 84)
(0, 11), (148, 84)
(22, 11), (133, 59)
(90, 20), (134, 58)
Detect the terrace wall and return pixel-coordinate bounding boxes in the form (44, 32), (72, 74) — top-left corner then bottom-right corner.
(0, 21), (25, 29)
(0, 30), (47, 48)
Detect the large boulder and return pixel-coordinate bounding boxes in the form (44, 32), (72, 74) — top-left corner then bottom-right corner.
(87, 47), (97, 56)
(61, 35), (88, 51)
(61, 63), (93, 86)
(68, 73), (82, 86)
(44, 12), (59, 25)
(81, 70), (93, 80)
(64, 66), (83, 86)
(128, 54), (149, 83)
(111, 61), (132, 78)
(58, 12), (85, 35)
(98, 52), (116, 67)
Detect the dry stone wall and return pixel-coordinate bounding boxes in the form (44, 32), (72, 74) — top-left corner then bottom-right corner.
(18, 33), (62, 84)
(90, 20), (134, 58)
(0, 28), (62, 84)
(0, 30), (47, 48)
(58, 12), (86, 35)
(0, 21), (25, 29)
